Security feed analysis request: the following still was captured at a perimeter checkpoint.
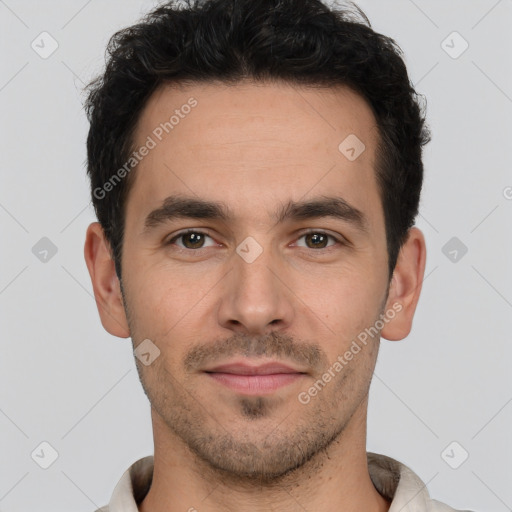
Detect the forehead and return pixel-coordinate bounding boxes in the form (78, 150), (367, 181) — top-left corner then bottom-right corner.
(128, 80), (382, 229)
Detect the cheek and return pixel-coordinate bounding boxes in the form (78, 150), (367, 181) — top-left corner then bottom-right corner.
(302, 266), (386, 349)
(125, 260), (217, 341)
(122, 263), (175, 332)
(306, 262), (382, 310)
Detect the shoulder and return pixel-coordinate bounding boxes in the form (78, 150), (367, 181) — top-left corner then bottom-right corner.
(430, 499), (476, 512)
(367, 452), (476, 512)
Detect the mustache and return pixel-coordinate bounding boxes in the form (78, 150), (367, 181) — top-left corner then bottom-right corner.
(183, 331), (327, 373)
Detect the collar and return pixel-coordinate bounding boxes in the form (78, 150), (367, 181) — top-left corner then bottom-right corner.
(101, 452), (444, 512)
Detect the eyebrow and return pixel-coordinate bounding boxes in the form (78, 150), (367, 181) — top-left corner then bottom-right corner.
(143, 194), (368, 234)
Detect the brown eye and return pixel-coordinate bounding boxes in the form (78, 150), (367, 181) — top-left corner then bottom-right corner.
(168, 231), (216, 249)
(181, 232), (205, 249)
(296, 231), (341, 250)
(304, 232), (329, 249)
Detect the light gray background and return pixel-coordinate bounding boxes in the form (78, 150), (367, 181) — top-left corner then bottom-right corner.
(1, 0), (511, 511)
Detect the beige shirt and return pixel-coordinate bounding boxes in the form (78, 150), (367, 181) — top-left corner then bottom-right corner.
(94, 452), (473, 512)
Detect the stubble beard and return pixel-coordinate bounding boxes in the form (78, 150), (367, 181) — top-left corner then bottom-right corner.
(137, 354), (371, 487)
(121, 280), (383, 486)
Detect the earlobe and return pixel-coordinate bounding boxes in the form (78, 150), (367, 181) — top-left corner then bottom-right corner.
(84, 222), (130, 338)
(380, 227), (427, 341)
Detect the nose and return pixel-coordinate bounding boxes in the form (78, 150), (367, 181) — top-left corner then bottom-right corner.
(217, 244), (295, 335)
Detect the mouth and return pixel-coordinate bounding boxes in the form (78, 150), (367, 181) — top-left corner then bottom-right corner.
(203, 361), (308, 395)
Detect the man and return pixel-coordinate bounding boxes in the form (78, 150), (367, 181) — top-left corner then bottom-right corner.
(83, 0), (473, 510)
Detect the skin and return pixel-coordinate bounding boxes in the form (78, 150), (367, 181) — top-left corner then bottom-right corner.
(84, 80), (426, 512)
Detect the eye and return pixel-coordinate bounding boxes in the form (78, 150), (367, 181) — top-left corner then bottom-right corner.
(167, 230), (218, 250)
(295, 231), (340, 249)
(166, 229), (343, 251)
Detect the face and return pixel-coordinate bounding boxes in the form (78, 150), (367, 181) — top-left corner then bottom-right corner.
(101, 81), (404, 481)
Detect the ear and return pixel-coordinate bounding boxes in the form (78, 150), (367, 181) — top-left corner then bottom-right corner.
(84, 222), (130, 338)
(380, 227), (426, 341)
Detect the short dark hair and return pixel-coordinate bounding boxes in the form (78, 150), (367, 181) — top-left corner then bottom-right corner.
(85, 0), (431, 280)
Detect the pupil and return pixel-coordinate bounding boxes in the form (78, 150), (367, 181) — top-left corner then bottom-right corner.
(185, 233), (203, 248)
(308, 233), (326, 248)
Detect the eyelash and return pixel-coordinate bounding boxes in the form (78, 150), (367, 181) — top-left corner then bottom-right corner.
(166, 229), (345, 251)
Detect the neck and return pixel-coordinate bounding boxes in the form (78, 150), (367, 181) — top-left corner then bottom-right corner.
(139, 403), (390, 512)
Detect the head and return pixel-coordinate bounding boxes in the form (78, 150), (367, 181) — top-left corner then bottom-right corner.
(84, 0), (429, 483)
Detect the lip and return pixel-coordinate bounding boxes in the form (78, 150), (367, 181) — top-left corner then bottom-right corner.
(205, 361), (304, 375)
(204, 361), (307, 395)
